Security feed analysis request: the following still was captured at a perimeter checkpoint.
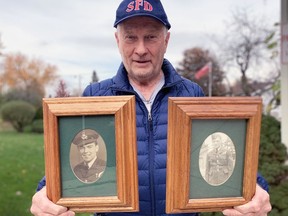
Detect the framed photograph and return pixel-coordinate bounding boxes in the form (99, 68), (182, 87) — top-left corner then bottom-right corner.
(43, 96), (139, 213)
(166, 97), (262, 213)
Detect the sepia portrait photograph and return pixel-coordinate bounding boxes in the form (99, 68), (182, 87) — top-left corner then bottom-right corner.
(199, 132), (236, 186)
(70, 128), (107, 184)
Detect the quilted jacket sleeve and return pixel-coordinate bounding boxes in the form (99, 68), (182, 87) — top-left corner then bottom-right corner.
(36, 176), (46, 191)
(257, 173), (269, 192)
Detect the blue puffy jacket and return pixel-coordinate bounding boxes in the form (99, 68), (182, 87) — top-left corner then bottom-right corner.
(37, 59), (269, 216)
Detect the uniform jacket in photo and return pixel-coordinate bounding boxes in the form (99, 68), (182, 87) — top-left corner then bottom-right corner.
(73, 158), (106, 183)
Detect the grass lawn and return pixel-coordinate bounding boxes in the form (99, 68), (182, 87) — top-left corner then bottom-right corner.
(0, 131), (45, 215)
(0, 131), (93, 216)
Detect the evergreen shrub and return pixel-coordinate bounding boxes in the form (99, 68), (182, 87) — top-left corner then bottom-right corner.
(1, 100), (36, 132)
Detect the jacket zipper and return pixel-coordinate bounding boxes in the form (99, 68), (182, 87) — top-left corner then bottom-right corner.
(147, 110), (156, 216)
(133, 93), (156, 215)
(148, 111), (152, 121)
(113, 89), (159, 215)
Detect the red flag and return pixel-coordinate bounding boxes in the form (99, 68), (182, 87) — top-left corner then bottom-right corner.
(194, 62), (212, 80)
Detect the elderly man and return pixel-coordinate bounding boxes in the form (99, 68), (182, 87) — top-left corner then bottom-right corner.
(31, 0), (271, 215)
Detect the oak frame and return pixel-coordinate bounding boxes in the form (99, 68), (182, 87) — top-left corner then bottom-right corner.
(43, 96), (139, 213)
(166, 97), (262, 213)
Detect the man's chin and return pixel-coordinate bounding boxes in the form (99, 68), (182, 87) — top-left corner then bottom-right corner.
(132, 69), (153, 79)
(83, 157), (92, 162)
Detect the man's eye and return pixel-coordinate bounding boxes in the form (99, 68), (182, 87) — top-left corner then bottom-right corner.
(126, 35), (136, 40)
(145, 35), (157, 41)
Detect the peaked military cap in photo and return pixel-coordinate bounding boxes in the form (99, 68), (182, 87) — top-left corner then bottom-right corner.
(73, 129), (99, 147)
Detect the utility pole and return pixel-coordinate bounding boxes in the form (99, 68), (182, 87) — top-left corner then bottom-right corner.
(281, 0), (288, 149)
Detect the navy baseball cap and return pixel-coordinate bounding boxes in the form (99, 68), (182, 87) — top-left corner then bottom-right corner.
(114, 0), (171, 29)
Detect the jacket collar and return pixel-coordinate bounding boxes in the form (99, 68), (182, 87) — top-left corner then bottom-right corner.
(111, 59), (182, 92)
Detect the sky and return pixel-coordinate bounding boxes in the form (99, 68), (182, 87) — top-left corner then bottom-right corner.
(0, 0), (280, 96)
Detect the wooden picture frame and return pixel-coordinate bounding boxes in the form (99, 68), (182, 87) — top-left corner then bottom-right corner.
(43, 96), (139, 213)
(166, 97), (262, 213)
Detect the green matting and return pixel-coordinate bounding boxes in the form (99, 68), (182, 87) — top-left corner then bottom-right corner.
(189, 119), (246, 199)
(58, 115), (117, 197)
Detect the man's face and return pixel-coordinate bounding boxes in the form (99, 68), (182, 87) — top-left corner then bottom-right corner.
(212, 136), (222, 149)
(78, 142), (99, 163)
(115, 16), (170, 84)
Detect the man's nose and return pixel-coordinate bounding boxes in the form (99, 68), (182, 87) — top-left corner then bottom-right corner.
(135, 40), (147, 56)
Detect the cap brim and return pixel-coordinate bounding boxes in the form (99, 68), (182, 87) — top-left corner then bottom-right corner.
(114, 13), (171, 29)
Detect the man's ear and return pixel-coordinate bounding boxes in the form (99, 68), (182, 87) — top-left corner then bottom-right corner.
(164, 31), (170, 51)
(115, 32), (120, 47)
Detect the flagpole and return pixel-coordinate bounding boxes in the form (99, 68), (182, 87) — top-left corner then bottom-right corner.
(208, 62), (212, 97)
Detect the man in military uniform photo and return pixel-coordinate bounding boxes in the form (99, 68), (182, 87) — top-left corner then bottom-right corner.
(72, 129), (106, 183)
(206, 133), (234, 186)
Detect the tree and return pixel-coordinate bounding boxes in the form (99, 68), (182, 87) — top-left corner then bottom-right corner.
(0, 34), (3, 56)
(55, 80), (70, 97)
(258, 115), (288, 215)
(259, 115), (288, 185)
(265, 78), (281, 115)
(219, 8), (278, 96)
(91, 70), (99, 83)
(4, 87), (43, 108)
(1, 100), (36, 132)
(263, 22), (281, 114)
(264, 23), (280, 60)
(177, 47), (227, 96)
(0, 52), (58, 97)
(0, 34), (4, 93)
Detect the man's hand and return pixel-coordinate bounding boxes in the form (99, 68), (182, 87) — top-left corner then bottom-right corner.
(30, 187), (75, 216)
(222, 184), (272, 216)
